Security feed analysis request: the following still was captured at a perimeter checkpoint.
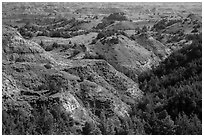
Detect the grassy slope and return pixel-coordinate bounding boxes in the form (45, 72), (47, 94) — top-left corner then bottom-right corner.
(89, 34), (166, 77)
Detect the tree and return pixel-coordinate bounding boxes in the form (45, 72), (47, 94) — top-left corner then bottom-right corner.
(136, 34), (202, 135)
(175, 113), (202, 135)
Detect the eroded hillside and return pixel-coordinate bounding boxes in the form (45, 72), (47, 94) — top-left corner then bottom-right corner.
(2, 2), (202, 135)
(2, 25), (144, 134)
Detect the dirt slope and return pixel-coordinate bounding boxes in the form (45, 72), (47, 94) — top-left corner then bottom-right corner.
(89, 33), (169, 80)
(2, 26), (143, 133)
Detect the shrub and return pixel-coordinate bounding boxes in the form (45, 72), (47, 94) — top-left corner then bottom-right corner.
(110, 37), (119, 44)
(44, 63), (52, 69)
(45, 46), (53, 51)
(96, 32), (105, 39)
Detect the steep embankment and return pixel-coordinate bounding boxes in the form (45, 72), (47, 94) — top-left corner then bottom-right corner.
(2, 25), (143, 135)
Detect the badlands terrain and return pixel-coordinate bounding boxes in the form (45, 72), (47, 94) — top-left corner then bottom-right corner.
(2, 2), (202, 135)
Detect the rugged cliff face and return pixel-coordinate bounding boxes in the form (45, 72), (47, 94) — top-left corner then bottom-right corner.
(2, 26), (144, 134)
